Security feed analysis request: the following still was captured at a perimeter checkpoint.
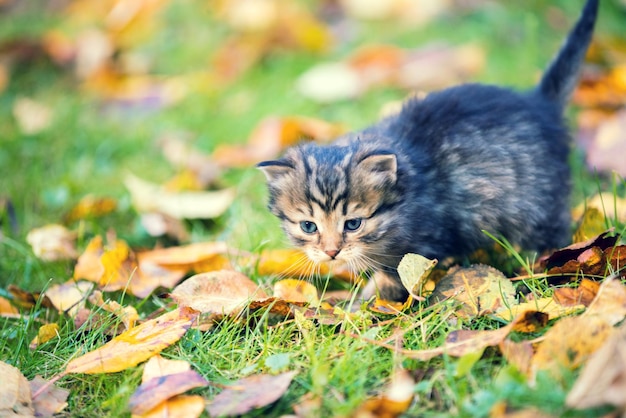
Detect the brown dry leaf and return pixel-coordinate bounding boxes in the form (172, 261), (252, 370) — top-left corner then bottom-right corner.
(89, 290), (139, 330)
(583, 276), (626, 325)
(0, 360), (34, 416)
(353, 368), (414, 418)
(206, 371), (297, 417)
(13, 97), (53, 135)
(490, 401), (556, 418)
(129, 369), (208, 415)
(65, 307), (197, 374)
(44, 280), (94, 317)
(29, 375), (69, 417)
(373, 311), (544, 361)
(212, 116), (345, 168)
(273, 279), (319, 305)
(64, 195), (117, 223)
(133, 395), (205, 418)
(499, 339), (535, 376)
(256, 248), (357, 282)
(125, 173), (235, 220)
(493, 296), (584, 322)
(0, 296), (19, 318)
(8, 284), (54, 310)
(574, 64), (626, 110)
(26, 224), (78, 261)
(170, 270), (267, 315)
(139, 212), (190, 242)
(397, 253), (437, 299)
(30, 323), (60, 350)
(530, 315), (614, 380)
(429, 265), (516, 318)
(293, 392), (322, 418)
(566, 324), (626, 411)
(553, 279), (600, 307)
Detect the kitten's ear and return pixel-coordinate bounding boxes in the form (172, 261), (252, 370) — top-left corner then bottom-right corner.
(358, 153), (397, 184)
(257, 160), (294, 182)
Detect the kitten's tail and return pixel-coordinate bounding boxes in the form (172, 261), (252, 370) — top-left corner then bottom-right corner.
(538, 0), (598, 109)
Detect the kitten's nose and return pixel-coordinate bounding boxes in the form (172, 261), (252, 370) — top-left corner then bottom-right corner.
(325, 249), (340, 259)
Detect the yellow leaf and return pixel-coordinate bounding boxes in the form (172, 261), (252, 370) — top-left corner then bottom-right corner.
(64, 195), (117, 222)
(30, 323), (60, 350)
(494, 297), (584, 322)
(397, 253), (437, 299)
(65, 307), (197, 374)
(0, 296), (19, 318)
(89, 290), (139, 330)
(256, 248), (356, 282)
(273, 279), (319, 305)
(132, 395), (205, 418)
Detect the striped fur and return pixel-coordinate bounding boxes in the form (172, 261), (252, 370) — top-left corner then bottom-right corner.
(258, 0), (598, 302)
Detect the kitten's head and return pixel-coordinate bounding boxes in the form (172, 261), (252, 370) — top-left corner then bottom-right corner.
(258, 142), (401, 270)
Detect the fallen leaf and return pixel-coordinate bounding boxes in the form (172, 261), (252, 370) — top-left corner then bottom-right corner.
(125, 173), (235, 219)
(30, 323), (60, 350)
(499, 339), (535, 376)
(26, 224), (77, 261)
(572, 192), (626, 225)
(0, 296), (19, 318)
(29, 375), (69, 417)
(139, 212), (190, 242)
(73, 236), (106, 282)
(531, 315), (614, 380)
(141, 355), (191, 383)
(583, 276), (626, 325)
(64, 195), (117, 222)
(354, 368), (414, 418)
(212, 116), (345, 168)
(430, 265), (516, 318)
(170, 271), (267, 315)
(44, 280), (94, 317)
(566, 323), (626, 411)
(586, 109), (626, 176)
(206, 371), (297, 417)
(134, 395), (205, 418)
(7, 284), (54, 310)
(13, 97), (53, 135)
(493, 296), (584, 322)
(65, 307), (197, 374)
(89, 290), (139, 330)
(397, 253), (437, 299)
(541, 229), (618, 269)
(137, 241), (232, 273)
(129, 369), (208, 415)
(0, 361), (34, 416)
(552, 279), (600, 307)
(157, 132), (221, 188)
(368, 297), (412, 315)
(572, 207), (607, 244)
(273, 279), (319, 305)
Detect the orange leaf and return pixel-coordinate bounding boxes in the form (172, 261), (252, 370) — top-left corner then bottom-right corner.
(64, 195), (117, 222)
(273, 279), (319, 304)
(135, 395), (205, 418)
(65, 307), (197, 374)
(0, 296), (19, 318)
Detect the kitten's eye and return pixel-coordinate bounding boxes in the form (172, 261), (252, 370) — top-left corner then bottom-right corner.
(300, 221), (318, 234)
(344, 218), (362, 232)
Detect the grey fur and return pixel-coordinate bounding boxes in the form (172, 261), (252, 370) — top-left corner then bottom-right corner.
(258, 0), (598, 301)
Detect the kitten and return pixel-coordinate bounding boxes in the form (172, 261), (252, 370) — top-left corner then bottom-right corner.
(258, 0), (598, 302)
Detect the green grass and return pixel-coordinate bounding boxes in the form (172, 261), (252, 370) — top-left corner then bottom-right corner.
(1, 0), (625, 417)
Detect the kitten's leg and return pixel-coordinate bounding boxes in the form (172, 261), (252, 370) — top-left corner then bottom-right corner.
(359, 270), (409, 302)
